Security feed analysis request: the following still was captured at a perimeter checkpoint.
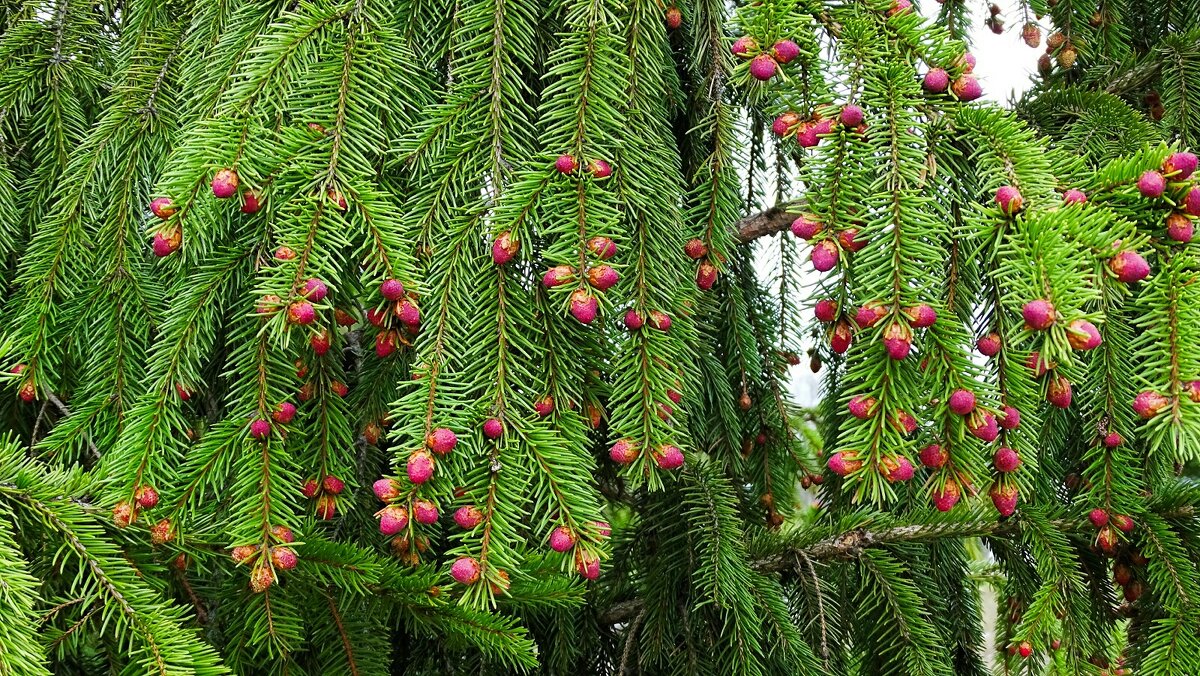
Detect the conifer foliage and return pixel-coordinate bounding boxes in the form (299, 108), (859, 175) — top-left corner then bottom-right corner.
(0, 0), (1199, 674)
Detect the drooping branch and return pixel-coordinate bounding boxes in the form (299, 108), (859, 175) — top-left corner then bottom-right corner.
(1102, 59), (1163, 97)
(596, 506), (1197, 625)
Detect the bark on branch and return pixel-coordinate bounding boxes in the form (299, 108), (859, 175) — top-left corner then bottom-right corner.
(596, 507), (1195, 626)
(735, 205), (797, 243)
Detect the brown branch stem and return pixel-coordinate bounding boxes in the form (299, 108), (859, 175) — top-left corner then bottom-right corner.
(734, 205), (798, 243)
(596, 507), (1196, 625)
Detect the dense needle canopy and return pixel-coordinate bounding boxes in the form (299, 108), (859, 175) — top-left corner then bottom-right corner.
(0, 0), (1199, 674)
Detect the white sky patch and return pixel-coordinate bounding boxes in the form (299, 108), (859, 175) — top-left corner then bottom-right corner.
(931, 0), (1044, 104)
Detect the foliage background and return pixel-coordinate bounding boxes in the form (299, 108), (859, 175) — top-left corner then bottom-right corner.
(0, 0), (1199, 674)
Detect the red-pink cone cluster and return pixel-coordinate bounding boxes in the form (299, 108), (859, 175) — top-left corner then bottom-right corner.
(773, 104), (867, 147)
(922, 53), (981, 100)
(731, 35), (799, 82)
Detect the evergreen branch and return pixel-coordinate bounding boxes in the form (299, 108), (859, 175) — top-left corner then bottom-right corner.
(102, 246), (249, 508)
(322, 590), (361, 676)
(11, 494), (172, 672)
(598, 506), (1198, 624)
(855, 548), (953, 675)
(1140, 617), (1200, 674)
(0, 442), (226, 674)
(403, 604), (539, 670)
(0, 508), (50, 676)
(681, 461), (764, 672)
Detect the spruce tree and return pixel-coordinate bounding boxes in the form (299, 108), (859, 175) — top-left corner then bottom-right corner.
(0, 1), (1198, 674)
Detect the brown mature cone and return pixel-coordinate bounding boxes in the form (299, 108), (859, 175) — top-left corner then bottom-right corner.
(1124, 579), (1144, 603)
(1038, 54), (1053, 77)
(740, 438), (754, 458)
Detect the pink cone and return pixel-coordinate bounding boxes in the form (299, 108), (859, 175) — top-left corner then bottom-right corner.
(1138, 170), (1166, 198)
(542, 265), (575, 288)
(1022, 299), (1056, 330)
(880, 455), (914, 482)
(977, 333), (1001, 356)
(373, 478), (400, 502)
(381, 279), (405, 300)
(569, 290), (599, 324)
(1047, 376), (1072, 408)
(379, 506), (409, 535)
(840, 104), (864, 127)
(413, 499), (439, 524)
(1186, 186), (1200, 216)
(654, 445), (685, 470)
(922, 68), (950, 93)
(609, 439), (639, 464)
(1066, 319), (1102, 350)
(855, 303), (887, 328)
(1163, 152), (1198, 179)
(426, 427), (458, 455)
(848, 395), (877, 419)
(1133, 390), (1169, 418)
(749, 54), (777, 81)
(623, 309), (644, 330)
(212, 169), (239, 199)
(1166, 213), (1194, 243)
(150, 197), (176, 219)
(454, 505), (483, 529)
(451, 557), (480, 584)
(288, 301), (316, 325)
(904, 304), (937, 328)
(993, 447), (1020, 473)
(919, 444), (947, 469)
(1109, 250), (1150, 283)
(407, 451), (435, 483)
(948, 389), (976, 415)
(648, 311), (672, 331)
(492, 232), (519, 264)
(998, 405), (1021, 430)
(933, 480), (961, 511)
(273, 402), (297, 424)
(790, 215), (822, 240)
(969, 413), (999, 442)
(483, 418), (504, 439)
(770, 40), (800, 64)
(952, 75), (982, 101)
(555, 154), (578, 174)
(549, 526), (576, 552)
(995, 185), (1023, 215)
(815, 299), (838, 322)
(990, 484), (1018, 516)
(827, 451), (862, 476)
